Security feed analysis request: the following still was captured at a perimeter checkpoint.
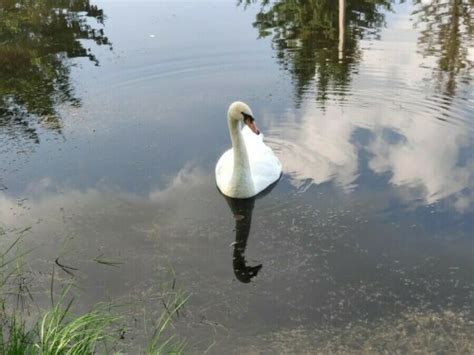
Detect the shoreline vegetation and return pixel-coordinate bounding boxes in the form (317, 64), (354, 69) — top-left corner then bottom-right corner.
(0, 235), (188, 354)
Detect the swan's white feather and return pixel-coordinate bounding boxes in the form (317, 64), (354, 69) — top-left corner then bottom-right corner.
(216, 125), (282, 197)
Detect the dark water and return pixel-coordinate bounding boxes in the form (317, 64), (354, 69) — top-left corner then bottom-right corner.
(1, 0), (473, 352)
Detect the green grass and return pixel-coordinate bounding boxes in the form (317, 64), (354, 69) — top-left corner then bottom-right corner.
(36, 293), (120, 354)
(0, 316), (34, 355)
(0, 297), (120, 354)
(147, 290), (189, 354)
(0, 237), (188, 354)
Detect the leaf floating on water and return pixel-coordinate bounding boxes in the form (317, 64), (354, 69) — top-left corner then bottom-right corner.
(94, 254), (123, 267)
(55, 257), (78, 277)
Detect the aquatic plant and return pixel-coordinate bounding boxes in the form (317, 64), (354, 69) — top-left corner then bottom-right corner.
(146, 290), (189, 354)
(36, 292), (120, 354)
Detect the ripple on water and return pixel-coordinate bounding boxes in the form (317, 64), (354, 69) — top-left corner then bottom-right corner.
(294, 67), (472, 130)
(95, 50), (271, 94)
(265, 53), (473, 203)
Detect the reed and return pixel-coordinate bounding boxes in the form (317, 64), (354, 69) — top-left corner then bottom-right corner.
(36, 289), (120, 354)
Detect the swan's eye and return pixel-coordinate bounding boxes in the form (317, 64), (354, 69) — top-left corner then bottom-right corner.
(241, 112), (254, 122)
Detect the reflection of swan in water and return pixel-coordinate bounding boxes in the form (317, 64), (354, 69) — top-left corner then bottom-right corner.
(222, 180), (279, 283)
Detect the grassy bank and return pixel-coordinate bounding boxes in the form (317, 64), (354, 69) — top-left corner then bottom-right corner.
(0, 236), (188, 354)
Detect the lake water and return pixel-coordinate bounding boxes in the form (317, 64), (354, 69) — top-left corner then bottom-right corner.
(1, 0), (473, 352)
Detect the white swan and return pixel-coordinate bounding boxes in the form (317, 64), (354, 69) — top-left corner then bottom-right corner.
(215, 101), (282, 198)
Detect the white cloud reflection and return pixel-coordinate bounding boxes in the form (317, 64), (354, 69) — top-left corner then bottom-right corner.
(262, 5), (474, 211)
(269, 97), (473, 211)
(263, 1), (473, 211)
(269, 106), (358, 193)
(267, 26), (473, 211)
(367, 116), (472, 205)
(0, 163), (211, 234)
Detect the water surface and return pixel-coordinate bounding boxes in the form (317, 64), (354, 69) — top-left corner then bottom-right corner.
(1, 0), (473, 352)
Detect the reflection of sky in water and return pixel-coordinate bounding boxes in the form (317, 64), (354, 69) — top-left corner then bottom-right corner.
(271, 93), (473, 211)
(1, 162), (473, 351)
(2, 0), (472, 213)
(267, 5), (473, 212)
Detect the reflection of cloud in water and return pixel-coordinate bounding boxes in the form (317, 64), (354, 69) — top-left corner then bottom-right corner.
(368, 115), (473, 207)
(149, 163), (207, 202)
(267, 18), (473, 210)
(270, 105), (358, 192)
(0, 187), (137, 239)
(270, 100), (473, 210)
(0, 163), (210, 233)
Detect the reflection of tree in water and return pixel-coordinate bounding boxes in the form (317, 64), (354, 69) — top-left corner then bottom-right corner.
(239, 0), (392, 106)
(412, 0), (473, 98)
(0, 0), (110, 142)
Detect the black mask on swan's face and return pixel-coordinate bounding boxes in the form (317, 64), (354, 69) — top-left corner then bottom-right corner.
(241, 112), (260, 135)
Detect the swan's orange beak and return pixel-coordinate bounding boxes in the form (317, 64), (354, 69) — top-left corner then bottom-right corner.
(244, 117), (260, 135)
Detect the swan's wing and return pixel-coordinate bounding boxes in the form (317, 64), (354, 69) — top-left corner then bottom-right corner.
(250, 149), (282, 193)
(242, 126), (282, 193)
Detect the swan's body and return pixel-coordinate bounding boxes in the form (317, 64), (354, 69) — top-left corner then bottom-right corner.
(215, 102), (282, 198)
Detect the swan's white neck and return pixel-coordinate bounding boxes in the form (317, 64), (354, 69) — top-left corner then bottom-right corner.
(228, 117), (255, 198)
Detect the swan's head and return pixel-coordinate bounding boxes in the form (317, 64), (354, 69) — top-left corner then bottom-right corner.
(228, 101), (260, 135)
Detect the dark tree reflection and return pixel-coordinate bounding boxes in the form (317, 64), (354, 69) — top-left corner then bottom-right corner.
(412, 0), (473, 98)
(239, 0), (393, 106)
(0, 0), (110, 142)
